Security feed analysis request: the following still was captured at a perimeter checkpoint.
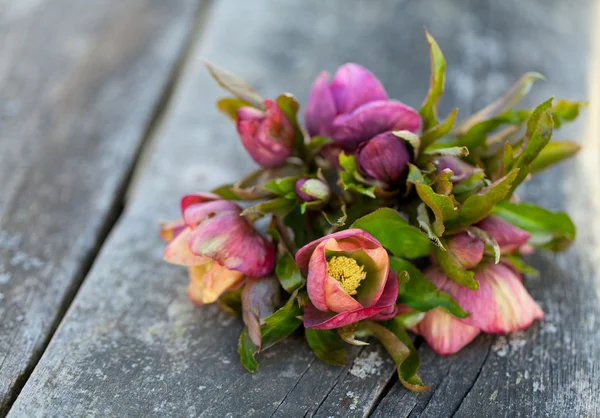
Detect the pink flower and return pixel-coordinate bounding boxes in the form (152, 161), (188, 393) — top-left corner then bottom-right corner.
(305, 63), (421, 150)
(162, 193), (275, 303)
(414, 263), (544, 355)
(295, 229), (398, 329)
(237, 99), (295, 168)
(477, 215), (531, 254)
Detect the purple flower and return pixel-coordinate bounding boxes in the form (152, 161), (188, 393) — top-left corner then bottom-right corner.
(357, 132), (411, 183)
(237, 99), (294, 168)
(305, 63), (421, 150)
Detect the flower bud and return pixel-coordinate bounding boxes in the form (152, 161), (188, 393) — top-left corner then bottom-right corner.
(237, 99), (294, 168)
(295, 178), (331, 203)
(446, 231), (484, 269)
(357, 132), (411, 183)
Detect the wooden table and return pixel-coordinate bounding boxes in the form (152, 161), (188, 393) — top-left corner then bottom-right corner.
(1, 0), (599, 416)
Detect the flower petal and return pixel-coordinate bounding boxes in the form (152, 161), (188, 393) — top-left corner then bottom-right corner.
(331, 100), (421, 150)
(329, 63), (388, 114)
(188, 262), (245, 305)
(163, 228), (208, 266)
(325, 274), (363, 313)
(416, 308), (481, 355)
(443, 262), (544, 333)
(305, 71), (337, 137)
(306, 240), (331, 312)
(303, 271), (398, 329)
(477, 216), (531, 254)
(187, 212), (275, 277)
(159, 218), (187, 242)
(295, 228), (382, 272)
(183, 200), (241, 229)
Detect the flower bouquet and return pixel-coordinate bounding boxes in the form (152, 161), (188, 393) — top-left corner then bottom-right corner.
(160, 31), (583, 391)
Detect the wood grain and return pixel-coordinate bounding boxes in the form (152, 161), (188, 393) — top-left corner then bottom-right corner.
(0, 0), (202, 413)
(8, 0), (599, 416)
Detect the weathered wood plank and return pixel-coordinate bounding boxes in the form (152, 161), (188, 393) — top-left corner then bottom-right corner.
(0, 0), (202, 413)
(8, 0), (599, 417)
(372, 1), (600, 417)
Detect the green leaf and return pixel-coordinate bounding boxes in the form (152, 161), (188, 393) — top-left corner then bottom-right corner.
(351, 208), (432, 258)
(217, 97), (251, 120)
(356, 321), (429, 392)
(305, 329), (347, 366)
(453, 72), (544, 135)
(420, 108), (458, 148)
(507, 98), (554, 196)
(276, 93), (307, 154)
(453, 109), (530, 151)
(391, 257), (468, 318)
(392, 310), (425, 328)
(492, 201), (576, 251)
(423, 145), (469, 158)
(420, 30), (446, 131)
(306, 136), (334, 154)
(416, 203), (444, 249)
(260, 292), (303, 350)
(275, 251), (304, 293)
(339, 152), (358, 172)
(393, 130), (421, 158)
(239, 328), (259, 372)
(382, 317), (429, 391)
(211, 183), (244, 200)
(415, 183), (458, 236)
(338, 153), (376, 198)
(203, 60), (264, 108)
(261, 176), (299, 196)
(241, 197), (296, 218)
(434, 240), (479, 290)
(530, 140), (580, 173)
(452, 170), (487, 197)
(448, 168), (519, 230)
(552, 99), (587, 129)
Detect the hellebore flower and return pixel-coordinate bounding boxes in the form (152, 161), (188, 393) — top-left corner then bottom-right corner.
(433, 156), (475, 184)
(295, 229), (398, 329)
(162, 193), (275, 304)
(414, 263), (544, 355)
(237, 99), (295, 168)
(357, 132), (411, 183)
(295, 178), (331, 203)
(305, 63), (421, 150)
(477, 215), (531, 254)
(445, 231), (485, 269)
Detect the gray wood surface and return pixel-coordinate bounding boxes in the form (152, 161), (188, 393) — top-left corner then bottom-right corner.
(0, 0), (202, 413)
(6, 0), (600, 417)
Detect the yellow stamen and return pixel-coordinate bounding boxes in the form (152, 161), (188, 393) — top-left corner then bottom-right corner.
(327, 256), (367, 295)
